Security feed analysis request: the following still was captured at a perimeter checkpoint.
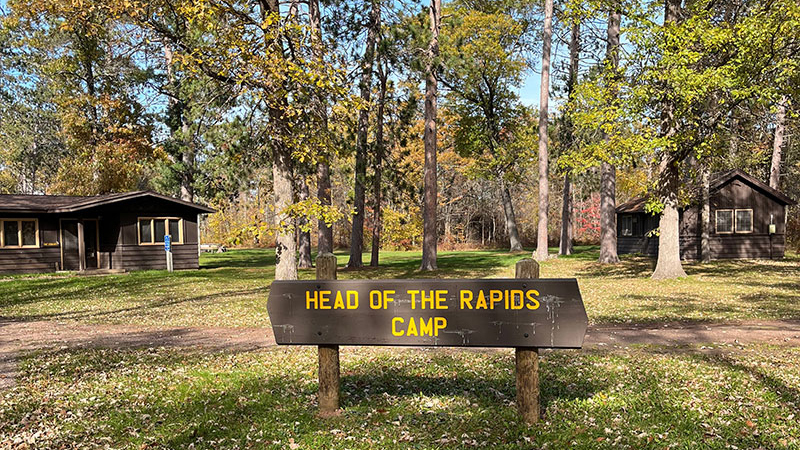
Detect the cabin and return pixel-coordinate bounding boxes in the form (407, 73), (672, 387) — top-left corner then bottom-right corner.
(0, 191), (215, 274)
(616, 170), (796, 260)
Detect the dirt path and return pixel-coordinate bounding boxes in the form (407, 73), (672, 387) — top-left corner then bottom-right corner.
(2, 319), (799, 389)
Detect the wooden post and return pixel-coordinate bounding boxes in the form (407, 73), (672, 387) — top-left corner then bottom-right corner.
(515, 258), (540, 424)
(316, 253), (340, 417)
(77, 220), (86, 272)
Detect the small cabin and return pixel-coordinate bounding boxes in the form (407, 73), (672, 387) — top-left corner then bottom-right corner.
(616, 170), (796, 260)
(0, 191), (215, 274)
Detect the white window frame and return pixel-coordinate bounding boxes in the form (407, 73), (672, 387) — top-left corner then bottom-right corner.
(137, 217), (184, 245)
(715, 209), (734, 234)
(734, 209), (753, 234)
(621, 215), (634, 237)
(0, 218), (40, 248)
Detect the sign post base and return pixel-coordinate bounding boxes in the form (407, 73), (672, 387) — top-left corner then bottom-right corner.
(316, 253), (339, 417)
(515, 258), (540, 424)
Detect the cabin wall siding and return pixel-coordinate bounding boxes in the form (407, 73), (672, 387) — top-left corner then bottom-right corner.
(0, 214), (61, 273)
(0, 196), (207, 274)
(117, 201), (200, 271)
(617, 175), (791, 260)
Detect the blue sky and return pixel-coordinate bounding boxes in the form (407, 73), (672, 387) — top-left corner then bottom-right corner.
(0, 0), (568, 110)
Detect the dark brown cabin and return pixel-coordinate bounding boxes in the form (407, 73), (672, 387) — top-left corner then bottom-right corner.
(616, 170), (796, 260)
(0, 191), (215, 274)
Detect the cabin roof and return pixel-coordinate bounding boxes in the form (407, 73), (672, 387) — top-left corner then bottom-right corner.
(0, 191), (216, 214)
(616, 169), (796, 213)
(616, 197), (650, 213)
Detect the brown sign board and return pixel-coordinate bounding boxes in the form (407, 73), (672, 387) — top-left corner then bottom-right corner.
(267, 279), (587, 348)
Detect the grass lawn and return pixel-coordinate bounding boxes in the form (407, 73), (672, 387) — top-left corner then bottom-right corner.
(2, 345), (799, 449)
(3, 247), (800, 448)
(1, 246), (798, 327)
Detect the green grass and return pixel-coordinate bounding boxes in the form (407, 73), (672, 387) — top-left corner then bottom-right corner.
(2, 345), (799, 449)
(1, 247), (798, 327)
(3, 248), (799, 448)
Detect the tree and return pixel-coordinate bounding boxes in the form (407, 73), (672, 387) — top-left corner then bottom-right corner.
(598, 7), (621, 264)
(440, 1), (536, 252)
(559, 18), (581, 256)
(770, 97), (788, 189)
(6, 0), (161, 195)
(370, 48), (388, 266)
(534, 0), (554, 261)
(420, 0), (441, 271)
(348, 0), (381, 269)
(310, 0), (334, 255)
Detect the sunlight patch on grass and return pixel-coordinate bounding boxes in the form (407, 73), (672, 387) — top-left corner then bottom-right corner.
(0, 247), (798, 327)
(2, 345), (798, 449)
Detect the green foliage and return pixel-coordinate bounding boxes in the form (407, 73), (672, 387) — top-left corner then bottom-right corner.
(381, 206), (424, 250)
(3, 0), (163, 194)
(440, 2), (536, 182)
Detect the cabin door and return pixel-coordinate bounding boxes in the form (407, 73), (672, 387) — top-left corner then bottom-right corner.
(60, 219), (99, 271)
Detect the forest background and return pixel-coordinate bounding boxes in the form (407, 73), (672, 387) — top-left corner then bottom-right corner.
(0, 0), (798, 278)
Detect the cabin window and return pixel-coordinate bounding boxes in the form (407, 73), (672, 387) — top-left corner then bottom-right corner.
(716, 210), (733, 234)
(0, 219), (39, 248)
(138, 218), (183, 245)
(735, 209), (753, 233)
(621, 215), (637, 236)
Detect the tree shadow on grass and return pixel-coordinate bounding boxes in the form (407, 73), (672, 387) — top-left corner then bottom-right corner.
(1, 284), (264, 323)
(8, 346), (799, 449)
(200, 249), (277, 269)
(339, 251), (525, 280)
(576, 255), (656, 279)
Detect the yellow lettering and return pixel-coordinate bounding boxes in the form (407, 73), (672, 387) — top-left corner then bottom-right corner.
(333, 291), (345, 309)
(435, 290), (448, 309)
(434, 317), (447, 336)
(347, 291), (358, 309)
(306, 290), (319, 309)
(391, 317), (405, 336)
(460, 290), (473, 309)
(476, 290), (488, 309)
(383, 290), (394, 309)
(421, 290), (435, 309)
(319, 291), (331, 309)
(510, 290), (524, 309)
(525, 290), (540, 310)
(407, 317), (418, 336)
(408, 290), (419, 309)
(489, 290), (503, 309)
(370, 290), (382, 309)
(419, 317), (434, 336)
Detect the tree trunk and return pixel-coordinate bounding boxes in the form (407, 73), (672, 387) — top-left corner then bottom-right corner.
(533, 0), (554, 261)
(163, 42), (195, 202)
(652, 159), (687, 279)
(559, 20), (580, 257)
(309, 0), (333, 254)
(179, 121), (195, 202)
(598, 163), (619, 263)
(652, 0), (687, 280)
(770, 97), (787, 190)
(370, 54), (387, 267)
(500, 180), (523, 251)
(420, 0), (441, 271)
(598, 9), (621, 264)
(701, 168), (710, 262)
(560, 175), (573, 256)
(262, 0), (297, 281)
(298, 177), (313, 268)
(347, 0), (380, 269)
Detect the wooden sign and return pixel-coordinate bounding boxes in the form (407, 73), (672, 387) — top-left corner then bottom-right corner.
(267, 279), (587, 348)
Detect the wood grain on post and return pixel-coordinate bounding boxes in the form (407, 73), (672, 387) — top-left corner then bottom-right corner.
(316, 253), (340, 417)
(515, 258), (540, 424)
